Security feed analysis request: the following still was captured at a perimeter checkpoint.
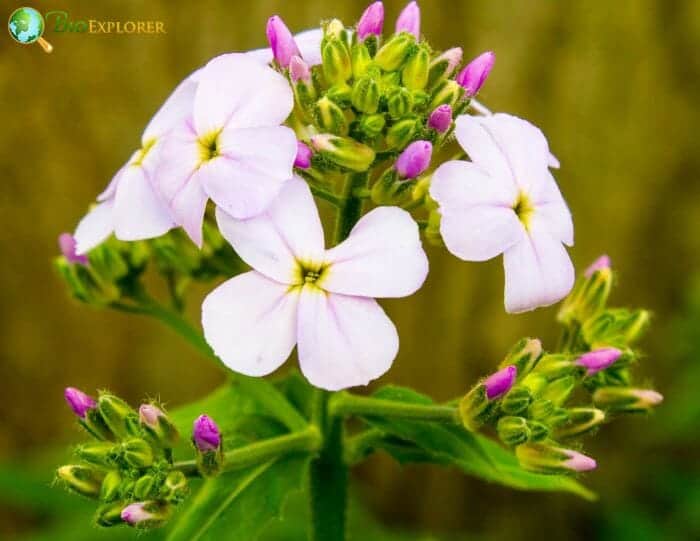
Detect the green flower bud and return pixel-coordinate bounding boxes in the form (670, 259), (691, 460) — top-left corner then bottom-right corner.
(55, 258), (121, 306)
(352, 76), (380, 113)
(100, 471), (123, 502)
(57, 465), (104, 498)
(558, 266), (614, 325)
(534, 353), (581, 380)
(515, 443), (597, 474)
(541, 376), (576, 406)
(324, 18), (345, 41)
(385, 117), (420, 149)
(122, 438), (154, 469)
(351, 41), (372, 78)
(528, 398), (555, 421)
(497, 416), (530, 446)
(386, 87), (413, 118)
(521, 373), (548, 396)
(133, 474), (157, 500)
(322, 38), (352, 85)
(526, 420), (550, 442)
(459, 384), (493, 431)
(75, 441), (117, 467)
(555, 407), (606, 439)
(359, 113), (386, 139)
(326, 84), (352, 107)
(371, 168), (410, 206)
(80, 407), (115, 441)
(547, 406), (571, 428)
(95, 501), (126, 527)
(139, 404), (180, 449)
(402, 46), (430, 90)
(582, 309), (651, 348)
(121, 501), (171, 529)
(98, 393), (139, 439)
(314, 96), (348, 135)
(87, 242), (131, 283)
(592, 387), (663, 413)
(429, 79), (464, 109)
(161, 470), (189, 504)
(500, 385), (533, 415)
(424, 207), (443, 247)
(310, 134), (375, 172)
(499, 337), (543, 378)
(411, 89), (430, 111)
(375, 32), (416, 71)
(427, 47), (463, 89)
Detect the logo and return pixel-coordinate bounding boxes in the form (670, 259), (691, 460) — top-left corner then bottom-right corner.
(8, 6), (53, 52)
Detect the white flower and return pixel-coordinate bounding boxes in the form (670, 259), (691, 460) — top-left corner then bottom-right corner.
(201, 178), (429, 390)
(73, 70), (200, 254)
(154, 53), (297, 246)
(430, 113), (574, 313)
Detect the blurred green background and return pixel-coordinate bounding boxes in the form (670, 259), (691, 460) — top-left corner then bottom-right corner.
(1, 0), (699, 539)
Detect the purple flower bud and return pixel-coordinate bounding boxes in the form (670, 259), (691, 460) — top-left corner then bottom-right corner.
(58, 233), (88, 265)
(562, 449), (597, 472)
(584, 254), (611, 278)
(436, 47), (463, 76)
(138, 404), (164, 428)
(427, 104), (452, 133)
(266, 15), (301, 68)
(483, 365), (517, 400)
(294, 141), (313, 169)
(358, 2), (384, 41)
(121, 502), (150, 525)
(64, 387), (97, 419)
(395, 140), (432, 179)
(289, 55), (311, 84)
(576, 347), (622, 376)
(395, 1), (420, 38)
(456, 51), (495, 97)
(193, 414), (221, 452)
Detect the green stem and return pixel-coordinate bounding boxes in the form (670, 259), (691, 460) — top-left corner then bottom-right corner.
(175, 425), (321, 477)
(401, 198), (425, 211)
(310, 185), (344, 207)
(343, 428), (385, 465)
(329, 393), (460, 423)
(334, 172), (369, 244)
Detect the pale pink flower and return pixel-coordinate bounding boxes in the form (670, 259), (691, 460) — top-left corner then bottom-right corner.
(246, 28), (323, 67)
(155, 54), (297, 246)
(430, 113), (574, 313)
(73, 70), (200, 254)
(202, 178), (429, 390)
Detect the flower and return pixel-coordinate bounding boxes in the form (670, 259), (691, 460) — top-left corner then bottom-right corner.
(576, 347), (622, 375)
(430, 113), (574, 313)
(357, 2), (385, 40)
(154, 53), (297, 246)
(395, 140), (432, 179)
(64, 387), (97, 418)
(247, 28), (323, 67)
(455, 51), (495, 97)
(483, 365), (517, 399)
(266, 16), (302, 68)
(58, 233), (88, 265)
(121, 502), (169, 528)
(202, 178), (429, 390)
(395, 1), (420, 39)
(192, 414), (221, 452)
(427, 104), (452, 133)
(294, 141), (313, 169)
(72, 71), (200, 254)
(585, 254), (611, 278)
(138, 404), (164, 428)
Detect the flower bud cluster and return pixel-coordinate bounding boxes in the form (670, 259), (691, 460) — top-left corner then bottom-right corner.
(57, 389), (188, 529)
(459, 256), (662, 474)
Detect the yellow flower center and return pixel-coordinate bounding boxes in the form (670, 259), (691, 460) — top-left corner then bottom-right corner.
(293, 260), (329, 290)
(131, 137), (157, 166)
(198, 130), (222, 163)
(513, 191), (535, 230)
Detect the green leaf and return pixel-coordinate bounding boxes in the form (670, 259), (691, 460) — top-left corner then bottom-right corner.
(166, 455), (309, 541)
(364, 386), (596, 501)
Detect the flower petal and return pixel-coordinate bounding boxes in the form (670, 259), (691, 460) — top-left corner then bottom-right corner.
(297, 288), (398, 390)
(216, 177), (325, 284)
(74, 200), (114, 255)
(322, 207), (428, 298)
(293, 28), (323, 66)
(194, 53), (293, 134)
(155, 120), (200, 206)
(142, 68), (200, 141)
(530, 171), (574, 246)
(503, 228), (575, 313)
(113, 166), (174, 241)
(430, 160), (522, 261)
(170, 173), (208, 247)
(454, 114), (514, 183)
(202, 272), (299, 376)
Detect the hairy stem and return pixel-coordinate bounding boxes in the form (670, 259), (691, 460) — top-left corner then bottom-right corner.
(329, 393), (460, 423)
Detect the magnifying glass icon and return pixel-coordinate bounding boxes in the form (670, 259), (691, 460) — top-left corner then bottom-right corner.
(8, 7), (54, 53)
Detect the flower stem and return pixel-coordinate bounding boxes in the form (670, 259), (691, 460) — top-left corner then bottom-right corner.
(329, 393), (460, 423)
(174, 425), (322, 477)
(310, 185), (344, 207)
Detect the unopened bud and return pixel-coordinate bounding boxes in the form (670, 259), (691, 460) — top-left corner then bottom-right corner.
(59, 233), (89, 265)
(584, 254), (611, 278)
(133, 475), (157, 500)
(57, 465), (104, 498)
(352, 76), (381, 113)
(395, 1), (420, 38)
(516, 443), (597, 474)
(122, 438), (154, 468)
(322, 38), (352, 85)
(375, 32), (416, 71)
(266, 16), (300, 68)
(98, 393), (139, 439)
(484, 365), (517, 400)
(541, 376), (575, 406)
(359, 113), (386, 139)
(162, 470), (189, 504)
(576, 348), (622, 376)
(593, 387), (663, 413)
(294, 141), (313, 169)
(500, 385), (533, 415)
(559, 256), (614, 324)
(396, 140), (432, 179)
(75, 441), (116, 467)
(499, 337), (543, 378)
(357, 1), (384, 41)
(325, 18), (345, 40)
(456, 51), (495, 97)
(100, 471), (122, 502)
(96, 502), (126, 527)
(582, 309), (651, 347)
(521, 373), (548, 396)
(535, 353), (581, 380)
(194, 414), (223, 477)
(386, 87), (413, 118)
(121, 501), (170, 529)
(526, 420), (550, 442)
(139, 403), (180, 448)
(310, 134), (376, 172)
(427, 104), (452, 133)
(429, 79), (463, 109)
(385, 117), (420, 149)
(65, 387), (97, 419)
(555, 408), (606, 439)
(428, 47), (463, 88)
(459, 384), (491, 431)
(314, 96), (348, 135)
(402, 46), (430, 90)
(528, 398), (555, 421)
(351, 41), (373, 78)
(290, 55), (311, 84)
(497, 416), (530, 446)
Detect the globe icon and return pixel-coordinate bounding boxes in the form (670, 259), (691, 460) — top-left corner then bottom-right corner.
(8, 7), (52, 52)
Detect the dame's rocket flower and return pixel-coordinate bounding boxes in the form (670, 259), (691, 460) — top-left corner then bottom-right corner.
(73, 71), (200, 254)
(357, 1), (385, 41)
(202, 178), (429, 390)
(396, 1), (420, 39)
(155, 54), (297, 246)
(430, 113), (574, 313)
(247, 27), (323, 67)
